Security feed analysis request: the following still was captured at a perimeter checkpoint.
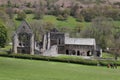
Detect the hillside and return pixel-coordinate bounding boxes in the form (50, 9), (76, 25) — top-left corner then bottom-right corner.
(0, 0), (120, 5)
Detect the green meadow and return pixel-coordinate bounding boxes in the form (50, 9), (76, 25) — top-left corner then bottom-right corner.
(14, 14), (120, 30)
(14, 14), (91, 28)
(0, 57), (119, 80)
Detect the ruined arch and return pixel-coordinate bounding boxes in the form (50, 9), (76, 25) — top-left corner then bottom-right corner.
(72, 50), (76, 55)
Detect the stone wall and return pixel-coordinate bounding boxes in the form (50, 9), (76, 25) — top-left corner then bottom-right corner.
(65, 45), (95, 56)
(43, 45), (58, 56)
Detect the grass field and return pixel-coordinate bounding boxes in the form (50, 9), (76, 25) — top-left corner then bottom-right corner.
(0, 57), (120, 80)
(14, 14), (120, 29)
(14, 14), (91, 28)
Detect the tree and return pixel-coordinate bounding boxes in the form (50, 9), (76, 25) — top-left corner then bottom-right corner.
(33, 1), (45, 20)
(109, 29), (120, 60)
(76, 14), (84, 22)
(0, 10), (9, 22)
(16, 11), (26, 20)
(80, 8), (98, 22)
(30, 21), (44, 41)
(26, 2), (32, 8)
(56, 9), (70, 21)
(53, 5), (61, 16)
(104, 8), (120, 21)
(70, 23), (85, 38)
(0, 21), (7, 48)
(34, 8), (44, 19)
(57, 15), (67, 21)
(6, 19), (16, 42)
(6, 7), (14, 19)
(46, 0), (56, 10)
(43, 21), (55, 32)
(7, 0), (12, 7)
(111, 41), (120, 60)
(74, 23), (84, 33)
(81, 17), (114, 49)
(71, 3), (80, 17)
(59, 26), (71, 33)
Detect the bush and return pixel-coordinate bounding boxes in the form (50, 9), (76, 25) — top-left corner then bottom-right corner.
(33, 9), (44, 20)
(80, 8), (97, 22)
(16, 11), (26, 21)
(0, 52), (120, 66)
(57, 15), (67, 21)
(24, 9), (33, 14)
(76, 15), (84, 22)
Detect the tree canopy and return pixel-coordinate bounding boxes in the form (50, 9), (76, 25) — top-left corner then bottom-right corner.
(0, 21), (7, 47)
(81, 17), (114, 49)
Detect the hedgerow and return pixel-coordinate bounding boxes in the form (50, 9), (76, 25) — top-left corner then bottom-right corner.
(0, 52), (119, 66)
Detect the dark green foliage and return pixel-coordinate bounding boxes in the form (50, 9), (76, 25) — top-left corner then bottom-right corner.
(80, 6), (120, 22)
(26, 2), (32, 8)
(57, 15), (67, 21)
(81, 17), (114, 49)
(0, 53), (97, 66)
(76, 14), (84, 22)
(114, 2), (120, 6)
(24, 9), (33, 14)
(33, 6), (44, 20)
(16, 11), (26, 21)
(0, 52), (119, 66)
(80, 8), (98, 22)
(33, 10), (44, 20)
(53, 5), (61, 16)
(7, 0), (12, 7)
(56, 9), (70, 21)
(0, 22), (7, 48)
(0, 10), (9, 22)
(104, 8), (120, 21)
(109, 28), (120, 59)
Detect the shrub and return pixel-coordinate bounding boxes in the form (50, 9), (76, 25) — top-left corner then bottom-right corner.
(76, 15), (84, 22)
(24, 9), (33, 14)
(0, 52), (120, 66)
(57, 15), (67, 21)
(33, 8), (44, 20)
(16, 11), (26, 21)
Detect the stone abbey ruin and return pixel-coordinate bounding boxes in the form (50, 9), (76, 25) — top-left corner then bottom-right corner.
(12, 20), (102, 57)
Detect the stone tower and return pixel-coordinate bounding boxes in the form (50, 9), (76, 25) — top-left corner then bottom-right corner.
(12, 20), (34, 55)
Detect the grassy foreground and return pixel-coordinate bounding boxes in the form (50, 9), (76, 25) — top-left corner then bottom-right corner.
(0, 57), (120, 80)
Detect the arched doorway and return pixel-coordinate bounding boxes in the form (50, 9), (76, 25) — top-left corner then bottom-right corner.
(66, 49), (69, 55)
(87, 51), (91, 56)
(77, 51), (80, 56)
(72, 50), (76, 55)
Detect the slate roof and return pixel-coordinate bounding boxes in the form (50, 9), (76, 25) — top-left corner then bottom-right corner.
(65, 37), (96, 46)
